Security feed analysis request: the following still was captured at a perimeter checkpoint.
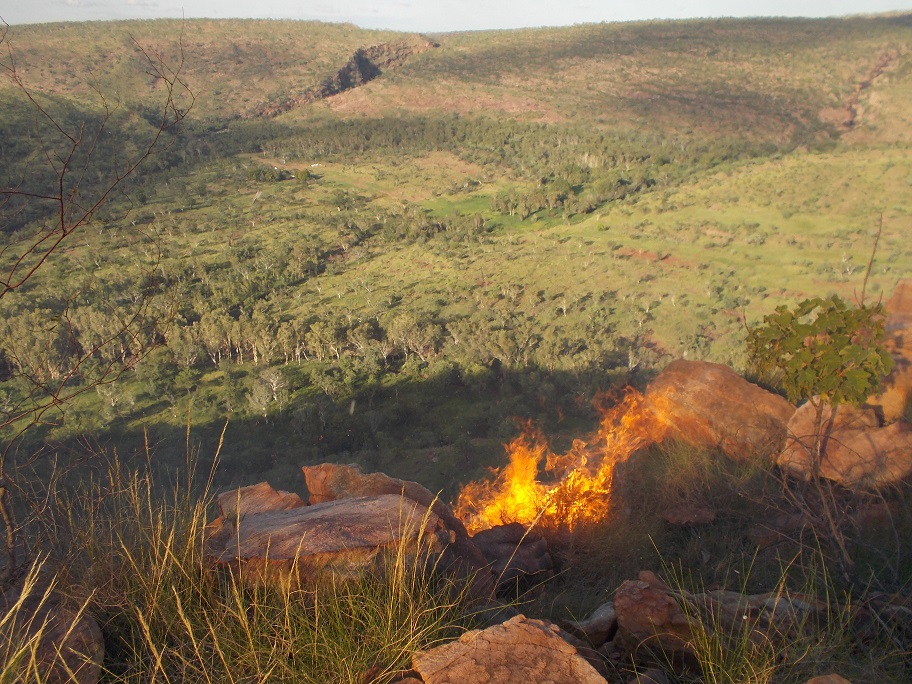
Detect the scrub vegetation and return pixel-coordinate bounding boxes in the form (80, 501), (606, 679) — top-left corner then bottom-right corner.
(1, 13), (912, 682)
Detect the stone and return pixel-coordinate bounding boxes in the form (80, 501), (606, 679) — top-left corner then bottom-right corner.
(205, 494), (444, 581)
(0, 584), (104, 684)
(470, 522), (554, 595)
(644, 359), (795, 461)
(804, 676), (852, 684)
(412, 614), (607, 684)
(302, 463), (494, 596)
(562, 600), (617, 647)
(613, 570), (823, 669)
(217, 481), (306, 519)
(613, 571), (699, 660)
(870, 278), (912, 422)
(778, 401), (912, 486)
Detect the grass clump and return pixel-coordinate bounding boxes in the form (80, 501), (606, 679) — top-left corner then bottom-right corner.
(4, 447), (474, 684)
(661, 555), (912, 684)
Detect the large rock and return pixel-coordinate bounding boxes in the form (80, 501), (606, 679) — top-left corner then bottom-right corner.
(778, 401), (912, 486)
(870, 278), (912, 422)
(613, 570), (822, 669)
(216, 481), (306, 519)
(644, 359), (795, 461)
(561, 601), (618, 647)
(412, 614), (607, 684)
(470, 522), (554, 596)
(0, 584), (104, 684)
(303, 463), (494, 596)
(613, 571), (699, 661)
(205, 493), (444, 580)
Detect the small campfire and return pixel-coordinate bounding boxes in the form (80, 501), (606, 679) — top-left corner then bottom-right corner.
(455, 389), (669, 533)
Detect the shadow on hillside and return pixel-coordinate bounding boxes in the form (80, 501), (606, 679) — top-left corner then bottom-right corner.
(30, 362), (664, 506)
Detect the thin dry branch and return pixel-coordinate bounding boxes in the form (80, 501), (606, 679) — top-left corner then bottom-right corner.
(0, 22), (193, 587)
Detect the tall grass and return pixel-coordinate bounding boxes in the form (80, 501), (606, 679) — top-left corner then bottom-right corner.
(2, 442), (474, 683)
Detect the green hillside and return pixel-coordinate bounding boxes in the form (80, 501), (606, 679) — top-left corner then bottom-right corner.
(1, 14), (911, 491)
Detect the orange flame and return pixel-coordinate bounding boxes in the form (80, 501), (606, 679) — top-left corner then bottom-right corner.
(456, 388), (667, 532)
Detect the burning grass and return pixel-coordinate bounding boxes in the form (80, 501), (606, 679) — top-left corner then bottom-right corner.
(455, 388), (668, 532)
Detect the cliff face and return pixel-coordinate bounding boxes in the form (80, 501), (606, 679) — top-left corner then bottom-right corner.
(253, 37), (437, 117)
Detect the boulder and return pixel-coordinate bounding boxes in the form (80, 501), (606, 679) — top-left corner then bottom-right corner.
(778, 401), (912, 486)
(0, 584), (104, 684)
(470, 522), (554, 596)
(412, 614), (608, 684)
(302, 463), (494, 596)
(217, 481), (306, 519)
(561, 600), (618, 647)
(613, 571), (699, 661)
(613, 571), (822, 669)
(644, 359), (795, 461)
(205, 494), (444, 581)
(870, 278), (912, 422)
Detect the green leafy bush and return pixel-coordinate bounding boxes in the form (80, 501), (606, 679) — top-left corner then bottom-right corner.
(746, 295), (892, 406)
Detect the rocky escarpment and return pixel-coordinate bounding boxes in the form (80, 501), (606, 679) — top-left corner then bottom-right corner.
(821, 49), (903, 130)
(253, 37), (437, 117)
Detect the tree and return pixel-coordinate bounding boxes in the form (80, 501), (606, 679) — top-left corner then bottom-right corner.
(746, 294), (893, 583)
(0, 22), (193, 585)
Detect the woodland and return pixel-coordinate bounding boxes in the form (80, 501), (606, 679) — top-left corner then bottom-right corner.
(1, 13), (912, 683)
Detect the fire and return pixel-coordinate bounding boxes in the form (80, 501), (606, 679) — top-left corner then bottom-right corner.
(455, 388), (668, 532)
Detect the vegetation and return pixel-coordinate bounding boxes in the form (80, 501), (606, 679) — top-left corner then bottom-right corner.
(3, 451), (474, 683)
(1, 12), (912, 682)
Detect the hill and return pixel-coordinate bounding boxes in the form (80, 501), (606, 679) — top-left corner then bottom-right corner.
(1, 14), (911, 492)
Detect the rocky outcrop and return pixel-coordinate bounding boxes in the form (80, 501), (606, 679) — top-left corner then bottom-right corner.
(870, 278), (912, 422)
(777, 401), (912, 486)
(216, 481), (305, 518)
(303, 463), (494, 596)
(205, 493), (443, 581)
(412, 614), (608, 684)
(804, 676), (853, 684)
(561, 601), (618, 647)
(254, 37), (437, 117)
(613, 571), (700, 662)
(644, 359), (795, 461)
(0, 584), (104, 684)
(613, 570), (823, 670)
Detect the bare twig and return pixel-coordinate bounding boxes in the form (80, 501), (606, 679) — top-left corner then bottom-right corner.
(0, 22), (193, 586)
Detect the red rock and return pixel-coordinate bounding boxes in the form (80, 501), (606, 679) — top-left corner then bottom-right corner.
(644, 360), (795, 461)
(205, 494), (444, 581)
(804, 675), (852, 684)
(216, 481), (305, 519)
(562, 601), (618, 647)
(412, 614), (607, 684)
(302, 463), (494, 596)
(613, 571), (698, 658)
(470, 523), (554, 595)
(778, 401), (912, 486)
(870, 278), (912, 422)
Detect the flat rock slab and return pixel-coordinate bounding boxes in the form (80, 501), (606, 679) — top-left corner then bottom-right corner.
(207, 494), (441, 577)
(302, 463), (494, 596)
(644, 359), (795, 461)
(413, 614), (607, 684)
